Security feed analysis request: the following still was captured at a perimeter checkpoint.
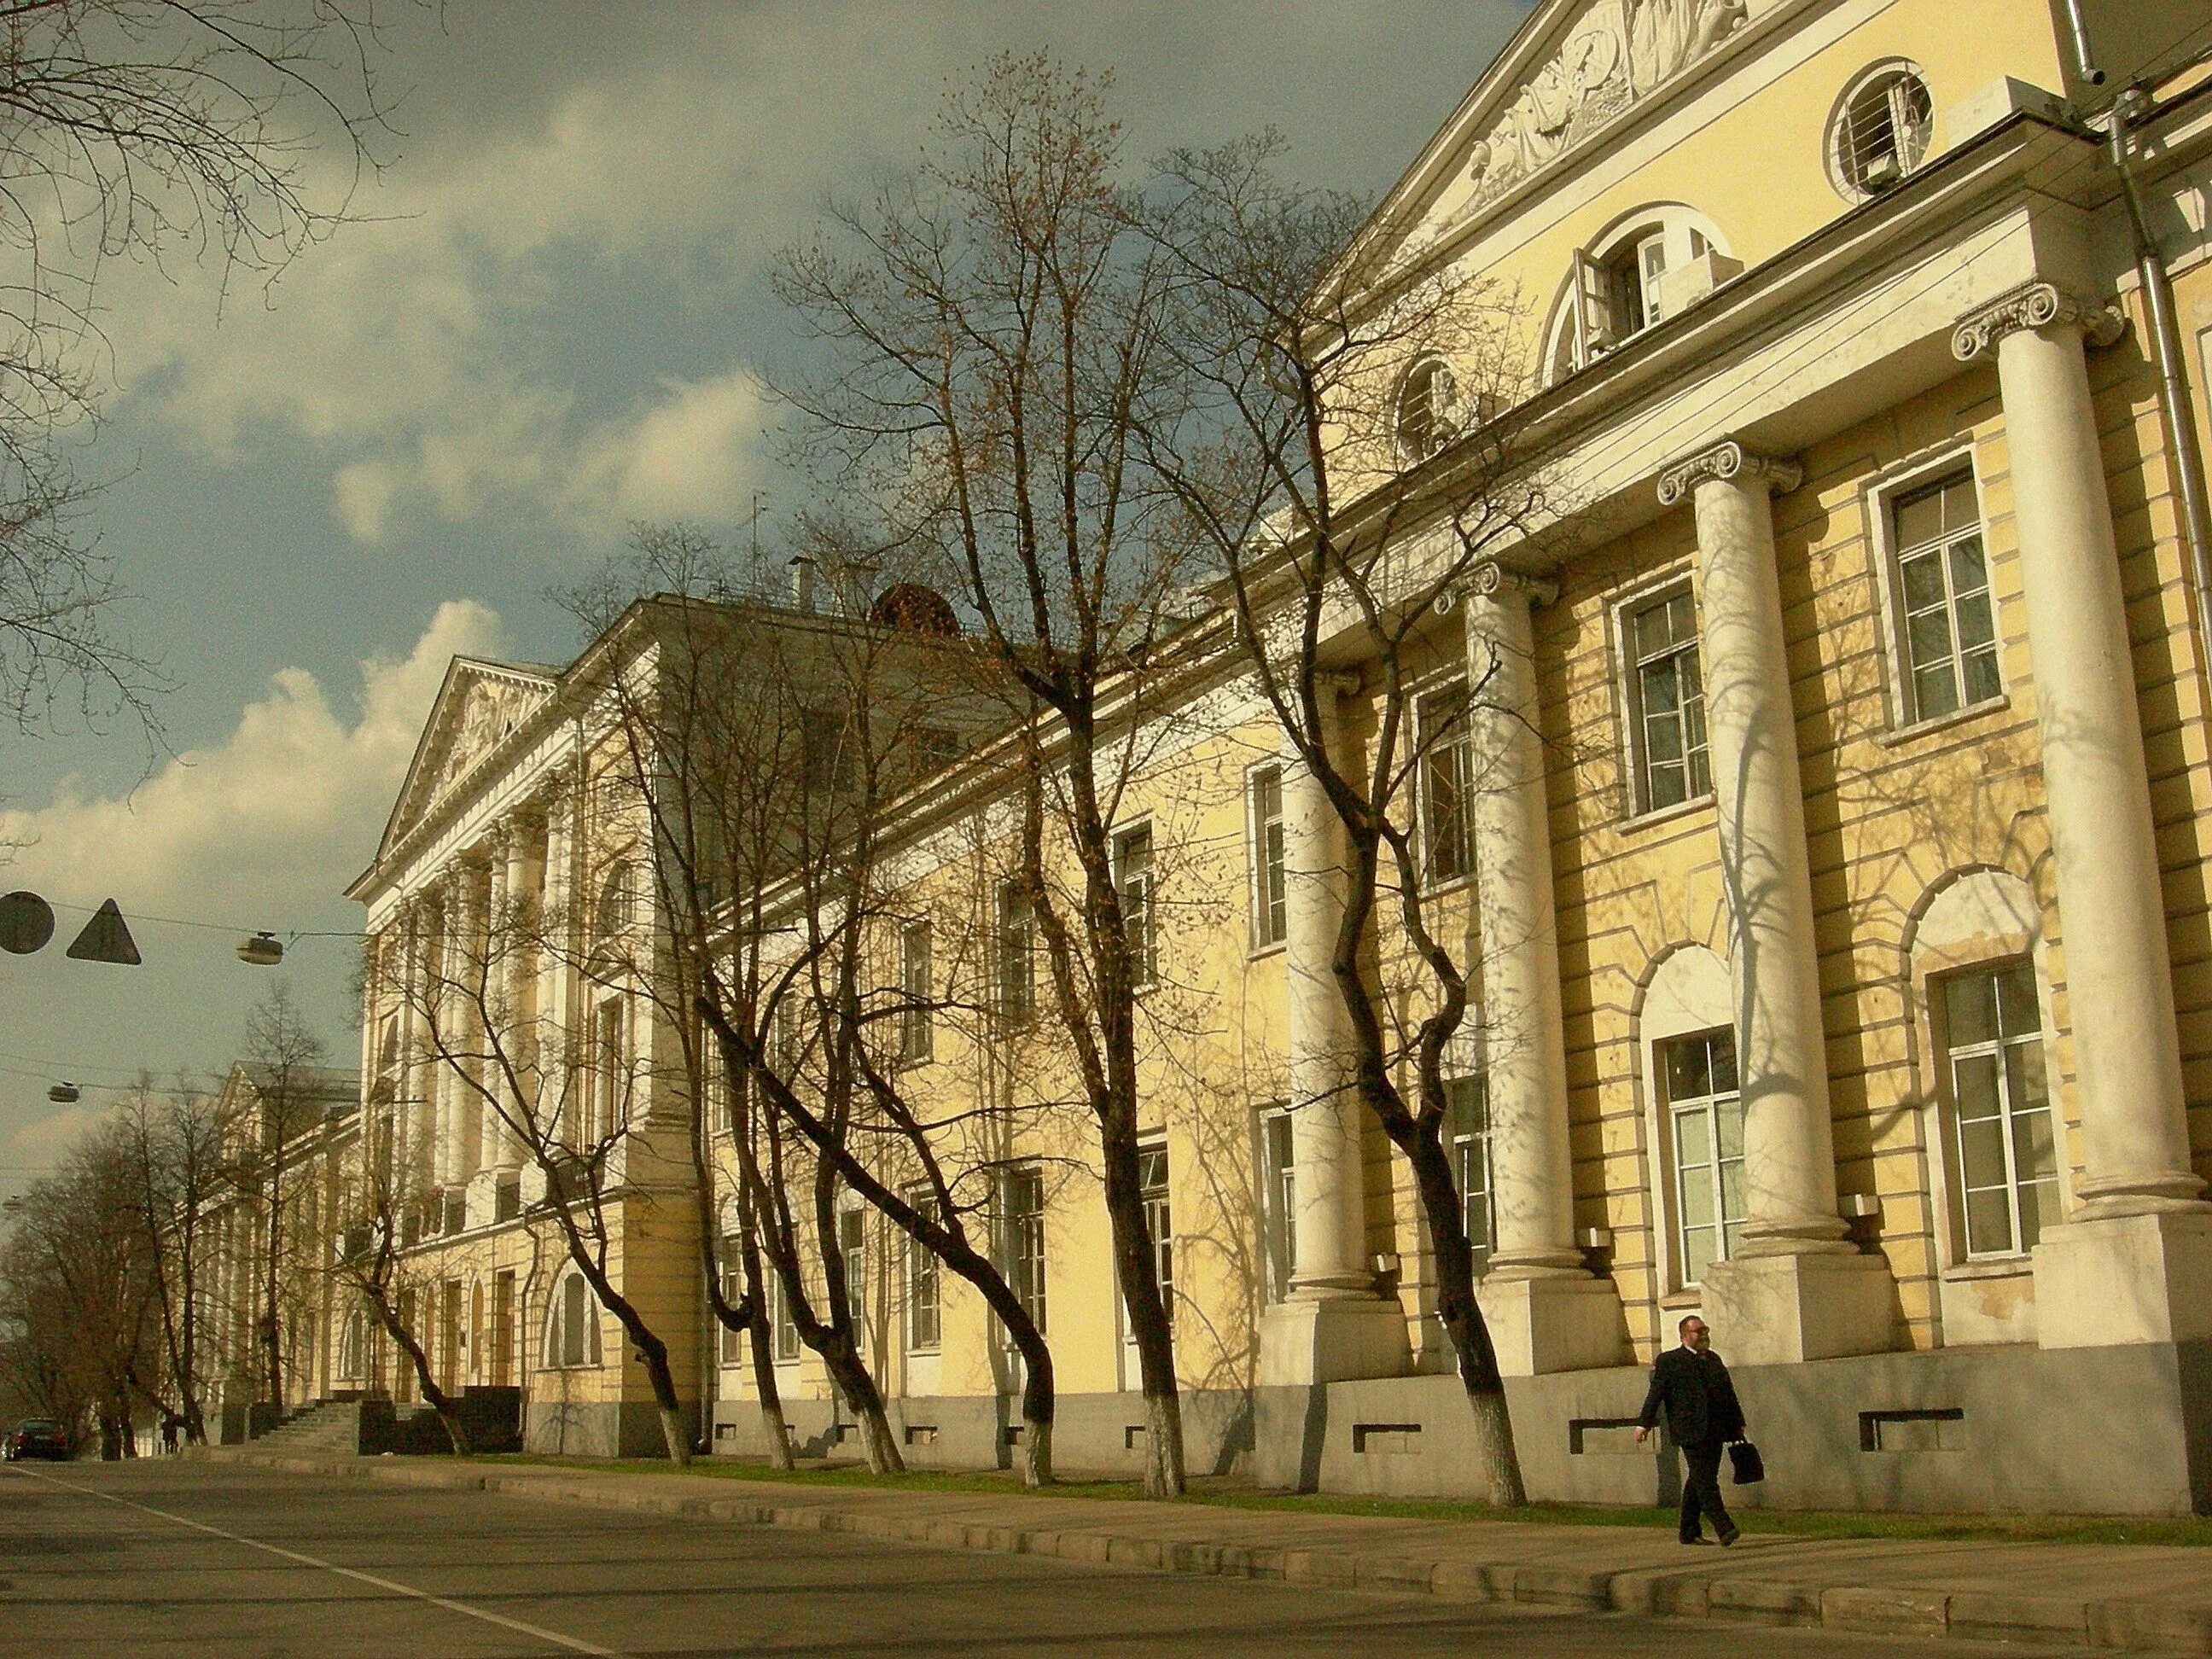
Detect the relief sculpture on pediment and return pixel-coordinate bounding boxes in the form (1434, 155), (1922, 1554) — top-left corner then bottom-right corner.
(1463, 0), (1747, 206)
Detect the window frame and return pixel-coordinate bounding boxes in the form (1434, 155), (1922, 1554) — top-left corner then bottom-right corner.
(1828, 61), (1935, 202)
(587, 993), (627, 1147)
(542, 1269), (603, 1371)
(905, 1189), (943, 1353)
(1258, 1103), (1297, 1304)
(1113, 821), (1156, 990)
(1660, 1027), (1747, 1291)
(996, 882), (1035, 1027)
(1447, 1070), (1495, 1279)
(1246, 761), (1288, 952)
(1415, 676), (1475, 889)
(1934, 959), (2060, 1262)
(1394, 352), (1458, 464)
(1614, 575), (1713, 819)
(999, 1165), (1048, 1337)
(897, 917), (934, 1065)
(1866, 448), (2006, 736)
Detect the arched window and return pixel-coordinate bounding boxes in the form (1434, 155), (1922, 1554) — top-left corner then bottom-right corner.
(1395, 354), (1459, 463)
(1545, 208), (1732, 383)
(542, 1269), (603, 1370)
(594, 861), (637, 946)
(338, 1309), (368, 1382)
(1829, 62), (1933, 200)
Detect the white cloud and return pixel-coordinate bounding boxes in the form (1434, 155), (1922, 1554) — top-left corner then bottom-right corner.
(0, 601), (508, 929)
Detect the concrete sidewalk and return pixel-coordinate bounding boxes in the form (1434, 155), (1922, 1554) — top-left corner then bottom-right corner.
(217, 1446), (2212, 1653)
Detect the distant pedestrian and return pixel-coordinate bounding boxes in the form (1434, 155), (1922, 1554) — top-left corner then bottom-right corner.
(1634, 1314), (1746, 1546)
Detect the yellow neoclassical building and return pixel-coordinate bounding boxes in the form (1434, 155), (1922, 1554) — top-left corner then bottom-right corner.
(706, 0), (2212, 1515)
(329, 0), (2212, 1511)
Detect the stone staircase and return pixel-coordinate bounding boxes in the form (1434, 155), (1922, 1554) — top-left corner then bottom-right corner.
(248, 1399), (364, 1457)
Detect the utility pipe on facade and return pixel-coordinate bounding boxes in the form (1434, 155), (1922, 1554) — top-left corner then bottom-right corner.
(2075, 32), (2212, 690)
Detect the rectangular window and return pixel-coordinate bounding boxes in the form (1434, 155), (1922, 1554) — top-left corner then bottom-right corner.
(1002, 1167), (1047, 1335)
(1260, 1106), (1297, 1302)
(838, 1207), (867, 1347)
(1942, 961), (2058, 1258)
(898, 921), (933, 1064)
(905, 1190), (942, 1352)
(1666, 1029), (1745, 1286)
(1417, 681), (1474, 885)
(1447, 1072), (1494, 1278)
(1891, 469), (2000, 723)
(1115, 824), (1155, 988)
(997, 883), (1034, 1027)
(1625, 586), (1709, 813)
(719, 1236), (746, 1367)
(770, 1265), (800, 1363)
(1249, 766), (1287, 947)
(590, 996), (625, 1145)
(1139, 1142), (1173, 1329)
(771, 992), (802, 1075)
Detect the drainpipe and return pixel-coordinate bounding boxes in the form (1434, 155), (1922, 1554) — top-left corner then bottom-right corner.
(2105, 84), (2212, 679)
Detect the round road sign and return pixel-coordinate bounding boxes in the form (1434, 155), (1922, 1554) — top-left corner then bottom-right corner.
(0, 890), (54, 954)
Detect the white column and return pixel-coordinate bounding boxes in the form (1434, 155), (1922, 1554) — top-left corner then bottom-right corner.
(1952, 282), (2212, 1347)
(494, 813), (543, 1173)
(1656, 439), (1892, 1363)
(539, 771), (579, 1150)
(1464, 563), (1624, 1373)
(1257, 678), (1412, 1391)
(400, 898), (434, 1192)
(1282, 680), (1368, 1297)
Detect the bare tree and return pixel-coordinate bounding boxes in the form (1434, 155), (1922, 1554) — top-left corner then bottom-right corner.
(329, 1143), (471, 1454)
(395, 784), (701, 1466)
(0, 1121), (161, 1454)
(776, 51), (1202, 1499)
(1130, 136), (1554, 1504)
(112, 1075), (224, 1444)
(227, 981), (331, 1415)
(0, 0), (418, 744)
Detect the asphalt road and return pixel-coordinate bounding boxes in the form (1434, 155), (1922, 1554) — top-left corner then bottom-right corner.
(0, 1460), (2095, 1658)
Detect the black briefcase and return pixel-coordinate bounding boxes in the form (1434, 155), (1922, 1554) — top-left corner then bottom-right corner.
(1728, 1440), (1766, 1485)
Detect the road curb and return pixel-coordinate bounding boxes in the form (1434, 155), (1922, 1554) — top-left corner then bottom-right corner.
(221, 1449), (2211, 1653)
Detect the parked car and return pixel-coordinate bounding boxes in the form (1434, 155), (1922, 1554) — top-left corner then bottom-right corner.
(4, 1417), (69, 1460)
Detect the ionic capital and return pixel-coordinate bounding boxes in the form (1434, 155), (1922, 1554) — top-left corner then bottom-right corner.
(1469, 560), (1558, 609)
(1656, 440), (1803, 508)
(1951, 281), (2125, 363)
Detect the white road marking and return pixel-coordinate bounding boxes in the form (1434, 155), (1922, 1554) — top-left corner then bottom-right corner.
(7, 1464), (623, 1657)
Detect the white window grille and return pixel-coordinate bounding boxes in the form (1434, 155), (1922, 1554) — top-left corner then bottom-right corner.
(1623, 585), (1709, 812)
(1447, 1072), (1494, 1277)
(1666, 1029), (1744, 1287)
(898, 920), (933, 1064)
(1396, 354), (1458, 463)
(1260, 1106), (1296, 1302)
(905, 1190), (942, 1352)
(1941, 962), (2058, 1258)
(1417, 680), (1474, 885)
(1114, 824), (1155, 988)
(1249, 765), (1287, 947)
(1890, 469), (2000, 723)
(1835, 67), (1933, 197)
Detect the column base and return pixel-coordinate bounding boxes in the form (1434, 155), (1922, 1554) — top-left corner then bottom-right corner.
(1474, 1274), (1627, 1376)
(1697, 1249), (1895, 1365)
(2032, 1208), (2212, 1348)
(1258, 1295), (1412, 1386)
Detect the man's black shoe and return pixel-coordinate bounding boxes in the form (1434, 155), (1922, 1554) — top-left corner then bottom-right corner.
(1679, 1536), (1713, 1545)
(1717, 1527), (1740, 1547)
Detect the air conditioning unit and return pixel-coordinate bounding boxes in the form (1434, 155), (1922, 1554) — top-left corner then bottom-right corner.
(1859, 148), (1904, 192)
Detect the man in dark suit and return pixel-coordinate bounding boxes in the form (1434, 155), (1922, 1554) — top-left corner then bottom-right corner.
(1634, 1314), (1746, 1545)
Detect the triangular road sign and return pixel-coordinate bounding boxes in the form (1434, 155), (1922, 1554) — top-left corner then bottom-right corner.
(66, 899), (142, 965)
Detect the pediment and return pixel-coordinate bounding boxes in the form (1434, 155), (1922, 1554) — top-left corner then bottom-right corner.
(1371, 0), (1753, 267)
(376, 657), (557, 863)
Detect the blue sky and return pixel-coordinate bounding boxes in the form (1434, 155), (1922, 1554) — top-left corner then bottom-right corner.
(0, 0), (1531, 1196)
